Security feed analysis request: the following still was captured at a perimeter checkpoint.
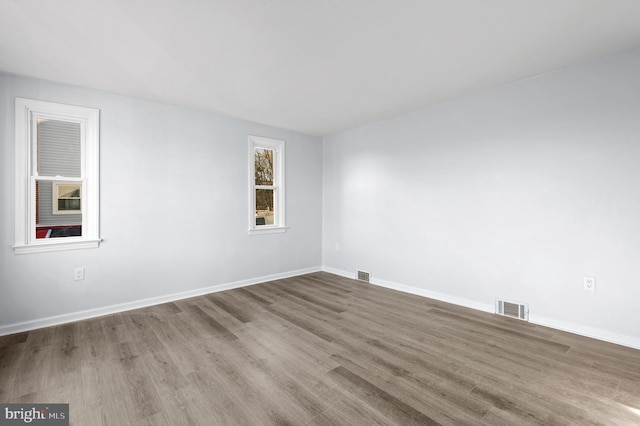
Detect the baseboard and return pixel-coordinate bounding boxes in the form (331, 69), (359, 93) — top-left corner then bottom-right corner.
(323, 266), (493, 313)
(0, 266), (321, 337)
(529, 315), (640, 350)
(322, 266), (640, 351)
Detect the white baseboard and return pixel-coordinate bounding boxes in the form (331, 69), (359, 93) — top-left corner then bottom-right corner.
(322, 266), (640, 351)
(0, 266), (321, 337)
(323, 266), (493, 313)
(528, 315), (640, 350)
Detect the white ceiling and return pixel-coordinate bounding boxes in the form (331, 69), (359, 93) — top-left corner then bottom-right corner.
(2, 1), (640, 136)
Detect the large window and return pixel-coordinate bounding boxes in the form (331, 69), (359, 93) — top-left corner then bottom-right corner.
(248, 135), (285, 234)
(14, 98), (100, 254)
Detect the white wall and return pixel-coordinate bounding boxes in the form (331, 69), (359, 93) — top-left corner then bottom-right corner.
(3, 48), (640, 348)
(0, 73), (322, 331)
(323, 47), (640, 347)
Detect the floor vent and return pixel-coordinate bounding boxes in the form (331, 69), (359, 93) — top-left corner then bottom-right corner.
(496, 299), (529, 321)
(357, 270), (370, 282)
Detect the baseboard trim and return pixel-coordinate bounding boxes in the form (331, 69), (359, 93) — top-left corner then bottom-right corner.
(528, 315), (640, 350)
(0, 266), (321, 337)
(322, 266), (640, 350)
(323, 266), (493, 313)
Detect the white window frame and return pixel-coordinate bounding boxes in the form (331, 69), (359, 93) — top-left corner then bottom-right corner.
(14, 98), (100, 254)
(248, 135), (286, 235)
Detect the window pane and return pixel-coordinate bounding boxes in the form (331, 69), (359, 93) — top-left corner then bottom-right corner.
(58, 198), (81, 211)
(37, 119), (81, 177)
(35, 179), (82, 238)
(53, 182), (82, 215)
(254, 148), (274, 185)
(56, 183), (81, 200)
(255, 188), (275, 225)
(35, 225), (83, 239)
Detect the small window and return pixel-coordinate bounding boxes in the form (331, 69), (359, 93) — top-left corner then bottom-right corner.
(248, 135), (285, 234)
(53, 182), (82, 214)
(14, 98), (100, 254)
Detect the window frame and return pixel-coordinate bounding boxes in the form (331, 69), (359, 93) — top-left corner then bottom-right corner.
(248, 135), (286, 235)
(14, 98), (100, 254)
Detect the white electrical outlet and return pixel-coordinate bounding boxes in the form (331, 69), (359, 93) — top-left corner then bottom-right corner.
(74, 267), (85, 281)
(335, 243), (341, 251)
(584, 276), (595, 292)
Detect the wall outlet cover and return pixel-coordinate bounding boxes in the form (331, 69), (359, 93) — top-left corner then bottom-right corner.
(584, 276), (595, 292)
(74, 267), (85, 281)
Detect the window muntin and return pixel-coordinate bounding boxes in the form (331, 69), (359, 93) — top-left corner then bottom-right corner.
(248, 136), (285, 234)
(14, 98), (100, 253)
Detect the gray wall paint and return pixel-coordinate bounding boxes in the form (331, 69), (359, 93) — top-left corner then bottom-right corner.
(323, 47), (640, 343)
(0, 73), (322, 326)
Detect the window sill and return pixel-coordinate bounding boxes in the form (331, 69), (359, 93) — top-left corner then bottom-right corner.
(13, 239), (101, 254)
(248, 226), (288, 236)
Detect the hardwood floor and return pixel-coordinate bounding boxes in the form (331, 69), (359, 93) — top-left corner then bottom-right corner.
(1, 272), (639, 425)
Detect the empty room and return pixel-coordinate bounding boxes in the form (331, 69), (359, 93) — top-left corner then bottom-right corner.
(1, 1), (640, 425)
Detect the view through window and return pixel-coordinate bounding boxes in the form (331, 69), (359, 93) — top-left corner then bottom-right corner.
(248, 135), (285, 234)
(255, 147), (275, 225)
(36, 119), (83, 237)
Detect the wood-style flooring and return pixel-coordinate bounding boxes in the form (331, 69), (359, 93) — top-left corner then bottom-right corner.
(1, 272), (639, 425)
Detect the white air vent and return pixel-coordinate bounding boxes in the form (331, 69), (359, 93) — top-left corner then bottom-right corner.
(496, 299), (529, 321)
(357, 270), (370, 282)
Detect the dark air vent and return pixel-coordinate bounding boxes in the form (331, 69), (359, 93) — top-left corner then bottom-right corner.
(357, 270), (370, 282)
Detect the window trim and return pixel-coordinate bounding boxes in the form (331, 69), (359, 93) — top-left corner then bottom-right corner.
(13, 98), (100, 254)
(248, 135), (286, 235)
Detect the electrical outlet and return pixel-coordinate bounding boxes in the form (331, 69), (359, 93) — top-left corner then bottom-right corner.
(584, 276), (595, 292)
(74, 267), (85, 281)
(335, 243), (341, 251)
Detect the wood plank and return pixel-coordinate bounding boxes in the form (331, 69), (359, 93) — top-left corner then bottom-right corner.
(326, 365), (442, 426)
(0, 272), (639, 425)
